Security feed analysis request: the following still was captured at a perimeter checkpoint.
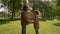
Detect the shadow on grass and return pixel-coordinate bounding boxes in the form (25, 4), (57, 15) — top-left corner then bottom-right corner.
(39, 18), (53, 21)
(0, 18), (55, 25)
(39, 18), (46, 21)
(0, 18), (20, 25)
(29, 18), (53, 22)
(53, 23), (60, 27)
(56, 18), (60, 21)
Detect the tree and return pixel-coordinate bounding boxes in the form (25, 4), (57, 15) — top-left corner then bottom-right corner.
(2, 0), (22, 19)
(57, 0), (60, 6)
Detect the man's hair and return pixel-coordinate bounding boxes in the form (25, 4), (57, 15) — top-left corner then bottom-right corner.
(23, 5), (28, 10)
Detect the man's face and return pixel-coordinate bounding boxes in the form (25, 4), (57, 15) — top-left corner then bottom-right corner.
(25, 7), (28, 11)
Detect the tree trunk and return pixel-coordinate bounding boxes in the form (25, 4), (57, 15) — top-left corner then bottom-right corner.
(11, 0), (15, 19)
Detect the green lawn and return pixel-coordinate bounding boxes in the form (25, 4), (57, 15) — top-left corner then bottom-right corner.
(0, 18), (60, 34)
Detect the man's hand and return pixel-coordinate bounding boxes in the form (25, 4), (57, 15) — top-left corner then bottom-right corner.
(29, 22), (32, 24)
(32, 22), (34, 23)
(29, 22), (34, 24)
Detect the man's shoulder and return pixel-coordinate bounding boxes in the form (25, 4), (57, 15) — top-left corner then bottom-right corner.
(21, 12), (26, 16)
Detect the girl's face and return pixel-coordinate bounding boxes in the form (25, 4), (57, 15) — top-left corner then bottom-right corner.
(34, 11), (38, 15)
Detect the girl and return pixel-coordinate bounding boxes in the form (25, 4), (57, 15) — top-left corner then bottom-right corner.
(34, 10), (39, 34)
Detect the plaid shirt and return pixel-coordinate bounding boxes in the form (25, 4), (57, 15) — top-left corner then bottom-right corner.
(34, 15), (39, 29)
(21, 11), (29, 25)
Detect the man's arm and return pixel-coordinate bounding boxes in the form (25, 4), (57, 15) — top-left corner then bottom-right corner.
(22, 13), (31, 24)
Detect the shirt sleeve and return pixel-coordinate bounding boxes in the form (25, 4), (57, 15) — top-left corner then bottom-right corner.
(22, 12), (30, 23)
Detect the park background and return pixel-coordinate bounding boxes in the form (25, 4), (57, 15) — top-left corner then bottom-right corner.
(0, 0), (60, 34)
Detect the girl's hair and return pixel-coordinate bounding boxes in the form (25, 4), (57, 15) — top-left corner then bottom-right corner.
(34, 10), (39, 15)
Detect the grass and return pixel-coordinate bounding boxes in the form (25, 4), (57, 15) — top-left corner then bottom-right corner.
(0, 18), (60, 34)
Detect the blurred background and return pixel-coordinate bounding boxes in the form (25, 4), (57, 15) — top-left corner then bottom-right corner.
(0, 0), (60, 34)
(0, 0), (60, 19)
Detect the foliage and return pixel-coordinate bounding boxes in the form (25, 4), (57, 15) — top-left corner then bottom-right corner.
(1, 0), (22, 18)
(1, 0), (60, 18)
(57, 0), (60, 6)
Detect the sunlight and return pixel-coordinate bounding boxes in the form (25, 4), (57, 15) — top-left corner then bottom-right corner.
(0, 8), (5, 12)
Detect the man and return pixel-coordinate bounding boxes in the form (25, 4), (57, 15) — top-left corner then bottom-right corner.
(21, 5), (31, 34)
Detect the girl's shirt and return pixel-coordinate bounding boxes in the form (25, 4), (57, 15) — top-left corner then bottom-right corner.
(34, 15), (39, 29)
